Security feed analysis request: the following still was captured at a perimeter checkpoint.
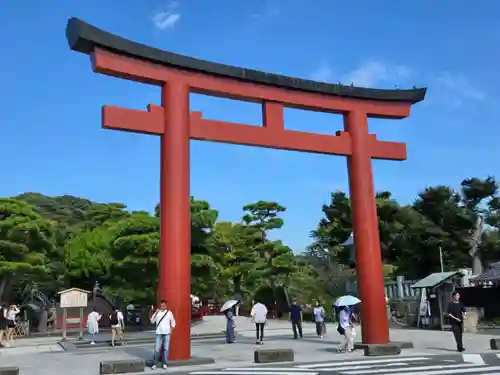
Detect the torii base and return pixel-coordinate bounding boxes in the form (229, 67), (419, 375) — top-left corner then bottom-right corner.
(355, 341), (414, 357)
(146, 354), (215, 368)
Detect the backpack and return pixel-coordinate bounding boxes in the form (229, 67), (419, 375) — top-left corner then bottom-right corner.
(110, 312), (119, 326)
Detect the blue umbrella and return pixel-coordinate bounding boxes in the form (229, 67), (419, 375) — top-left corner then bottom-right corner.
(334, 295), (361, 307)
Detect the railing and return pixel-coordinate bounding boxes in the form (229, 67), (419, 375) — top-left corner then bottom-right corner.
(346, 276), (420, 301)
(13, 320), (30, 338)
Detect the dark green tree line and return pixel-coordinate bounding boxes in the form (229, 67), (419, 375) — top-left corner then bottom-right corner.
(1, 175), (499, 307)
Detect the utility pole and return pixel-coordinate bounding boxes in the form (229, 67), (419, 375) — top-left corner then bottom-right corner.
(439, 246), (444, 272)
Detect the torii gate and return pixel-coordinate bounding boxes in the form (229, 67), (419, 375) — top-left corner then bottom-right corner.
(66, 18), (426, 361)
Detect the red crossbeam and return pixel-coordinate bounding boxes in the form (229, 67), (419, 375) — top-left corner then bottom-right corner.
(92, 48), (411, 119)
(101, 106), (406, 160)
(102, 105), (163, 135)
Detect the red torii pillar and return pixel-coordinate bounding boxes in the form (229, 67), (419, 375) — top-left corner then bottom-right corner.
(66, 18), (426, 360)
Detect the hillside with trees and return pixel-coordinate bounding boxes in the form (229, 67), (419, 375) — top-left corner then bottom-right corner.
(1, 176), (499, 308)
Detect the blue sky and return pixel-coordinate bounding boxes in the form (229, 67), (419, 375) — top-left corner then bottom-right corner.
(1, 1), (499, 252)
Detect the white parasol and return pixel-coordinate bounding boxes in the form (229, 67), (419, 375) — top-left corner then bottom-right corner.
(334, 295), (361, 307)
(220, 299), (240, 312)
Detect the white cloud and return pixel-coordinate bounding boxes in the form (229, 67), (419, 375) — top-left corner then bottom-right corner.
(309, 62), (333, 82)
(250, 2), (281, 22)
(309, 60), (410, 87)
(432, 73), (485, 107)
(345, 61), (410, 87)
(152, 2), (181, 30)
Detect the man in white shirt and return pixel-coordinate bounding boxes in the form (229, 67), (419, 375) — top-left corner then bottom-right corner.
(150, 300), (176, 370)
(109, 307), (124, 346)
(250, 301), (268, 345)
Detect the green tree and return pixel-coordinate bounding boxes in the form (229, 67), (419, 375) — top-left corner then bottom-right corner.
(287, 255), (326, 303)
(309, 191), (352, 263)
(64, 226), (115, 290)
(154, 197), (219, 298)
(242, 201), (296, 302)
(460, 177), (498, 273)
(85, 203), (130, 230)
(308, 189), (452, 280)
(385, 205), (446, 278)
(0, 199), (56, 301)
(106, 213), (160, 303)
(413, 186), (472, 269)
(15, 192), (92, 230)
(208, 221), (256, 300)
(190, 198), (219, 297)
(307, 191), (358, 296)
(64, 202), (134, 291)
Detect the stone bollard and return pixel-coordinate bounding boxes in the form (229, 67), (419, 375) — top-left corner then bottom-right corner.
(100, 359), (144, 374)
(254, 349), (294, 363)
(364, 344), (402, 356)
(490, 338), (500, 350)
(0, 368), (19, 375)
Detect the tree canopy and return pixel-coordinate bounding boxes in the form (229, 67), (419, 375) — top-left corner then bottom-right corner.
(1, 175), (499, 307)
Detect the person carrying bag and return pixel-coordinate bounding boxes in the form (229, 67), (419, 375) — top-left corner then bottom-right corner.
(313, 301), (326, 338)
(337, 306), (355, 353)
(149, 300), (176, 370)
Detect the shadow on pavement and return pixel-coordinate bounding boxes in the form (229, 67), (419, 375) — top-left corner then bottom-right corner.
(319, 347), (360, 354)
(425, 346), (460, 352)
(124, 346), (151, 360)
(298, 337), (343, 346)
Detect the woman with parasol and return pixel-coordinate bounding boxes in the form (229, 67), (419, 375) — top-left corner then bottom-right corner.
(334, 295), (361, 353)
(220, 300), (239, 343)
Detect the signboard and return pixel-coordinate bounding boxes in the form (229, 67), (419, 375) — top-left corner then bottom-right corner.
(60, 289), (89, 308)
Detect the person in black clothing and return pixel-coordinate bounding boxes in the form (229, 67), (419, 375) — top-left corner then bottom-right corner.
(289, 300), (303, 339)
(0, 304), (6, 346)
(447, 291), (466, 352)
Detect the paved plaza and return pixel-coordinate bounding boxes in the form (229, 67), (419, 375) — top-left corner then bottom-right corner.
(187, 354), (500, 375)
(1, 317), (500, 374)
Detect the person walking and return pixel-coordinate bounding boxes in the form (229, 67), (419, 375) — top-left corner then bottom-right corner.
(313, 301), (326, 338)
(337, 306), (355, 352)
(5, 304), (19, 346)
(447, 291), (466, 352)
(225, 307), (236, 343)
(351, 309), (358, 346)
(289, 300), (303, 339)
(250, 300), (268, 345)
(109, 307), (124, 347)
(0, 304), (6, 347)
(87, 307), (101, 345)
(150, 300), (176, 370)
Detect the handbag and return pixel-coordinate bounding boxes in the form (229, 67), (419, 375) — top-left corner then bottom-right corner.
(337, 324), (345, 335)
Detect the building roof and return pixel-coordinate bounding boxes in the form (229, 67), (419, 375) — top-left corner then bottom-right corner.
(340, 234), (354, 246)
(58, 287), (91, 294)
(65, 18), (427, 104)
(472, 262), (500, 282)
(411, 271), (462, 289)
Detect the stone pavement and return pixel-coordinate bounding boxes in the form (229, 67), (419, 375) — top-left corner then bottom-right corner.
(186, 354), (500, 375)
(1, 316), (499, 374)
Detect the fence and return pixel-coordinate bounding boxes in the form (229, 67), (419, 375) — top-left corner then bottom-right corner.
(346, 276), (420, 301)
